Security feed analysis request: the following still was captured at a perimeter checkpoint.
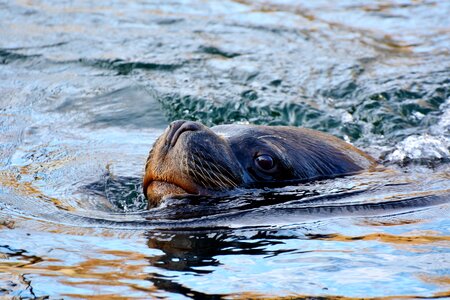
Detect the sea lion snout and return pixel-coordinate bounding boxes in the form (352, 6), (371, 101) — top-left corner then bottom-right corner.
(143, 121), (244, 206)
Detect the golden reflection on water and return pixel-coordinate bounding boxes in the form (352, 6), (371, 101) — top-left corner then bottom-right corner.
(0, 169), (72, 211)
(418, 274), (450, 287)
(359, 218), (422, 227)
(229, 290), (450, 300)
(0, 218), (15, 229)
(0, 246), (158, 299)
(231, 0), (418, 54)
(312, 232), (450, 245)
(58, 251), (153, 282)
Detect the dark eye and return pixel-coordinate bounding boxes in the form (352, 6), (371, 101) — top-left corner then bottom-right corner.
(254, 154), (275, 171)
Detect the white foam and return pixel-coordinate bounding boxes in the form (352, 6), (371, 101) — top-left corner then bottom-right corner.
(431, 99), (450, 136)
(387, 135), (449, 162)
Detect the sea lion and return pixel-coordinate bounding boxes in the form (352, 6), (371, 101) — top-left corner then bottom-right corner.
(143, 120), (377, 206)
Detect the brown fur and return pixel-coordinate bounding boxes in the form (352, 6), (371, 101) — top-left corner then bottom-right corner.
(144, 121), (377, 206)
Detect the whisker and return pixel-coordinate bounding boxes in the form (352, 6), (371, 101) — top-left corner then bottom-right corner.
(208, 162), (238, 188)
(203, 160), (229, 189)
(191, 154), (217, 187)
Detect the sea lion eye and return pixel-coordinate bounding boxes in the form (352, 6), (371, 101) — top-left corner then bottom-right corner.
(254, 154), (275, 171)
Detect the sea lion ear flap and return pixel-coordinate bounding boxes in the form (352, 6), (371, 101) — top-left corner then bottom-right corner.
(264, 130), (320, 178)
(293, 142), (366, 179)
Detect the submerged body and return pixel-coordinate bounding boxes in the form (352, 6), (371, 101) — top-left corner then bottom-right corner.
(143, 120), (377, 206)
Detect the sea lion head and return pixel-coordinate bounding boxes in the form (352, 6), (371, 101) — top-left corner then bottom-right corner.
(143, 120), (375, 206)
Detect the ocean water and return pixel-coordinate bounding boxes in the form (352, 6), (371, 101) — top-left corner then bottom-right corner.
(0, 0), (449, 298)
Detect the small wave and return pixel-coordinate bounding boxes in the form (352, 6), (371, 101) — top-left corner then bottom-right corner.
(79, 58), (184, 75)
(2, 170), (448, 231)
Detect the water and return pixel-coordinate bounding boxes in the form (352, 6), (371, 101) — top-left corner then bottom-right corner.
(1, 0), (449, 298)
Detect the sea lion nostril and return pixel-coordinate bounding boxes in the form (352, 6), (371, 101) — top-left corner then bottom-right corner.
(166, 120), (203, 148)
(165, 120), (185, 147)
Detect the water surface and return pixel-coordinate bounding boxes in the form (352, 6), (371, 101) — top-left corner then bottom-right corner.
(0, 0), (449, 298)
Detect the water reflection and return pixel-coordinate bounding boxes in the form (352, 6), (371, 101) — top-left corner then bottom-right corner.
(146, 230), (295, 274)
(0, 212), (449, 299)
(143, 223), (450, 298)
(145, 230), (298, 298)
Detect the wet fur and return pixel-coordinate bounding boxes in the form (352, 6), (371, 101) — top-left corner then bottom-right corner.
(143, 122), (376, 204)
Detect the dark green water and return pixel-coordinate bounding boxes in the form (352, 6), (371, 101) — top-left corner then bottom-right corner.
(0, 0), (449, 299)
